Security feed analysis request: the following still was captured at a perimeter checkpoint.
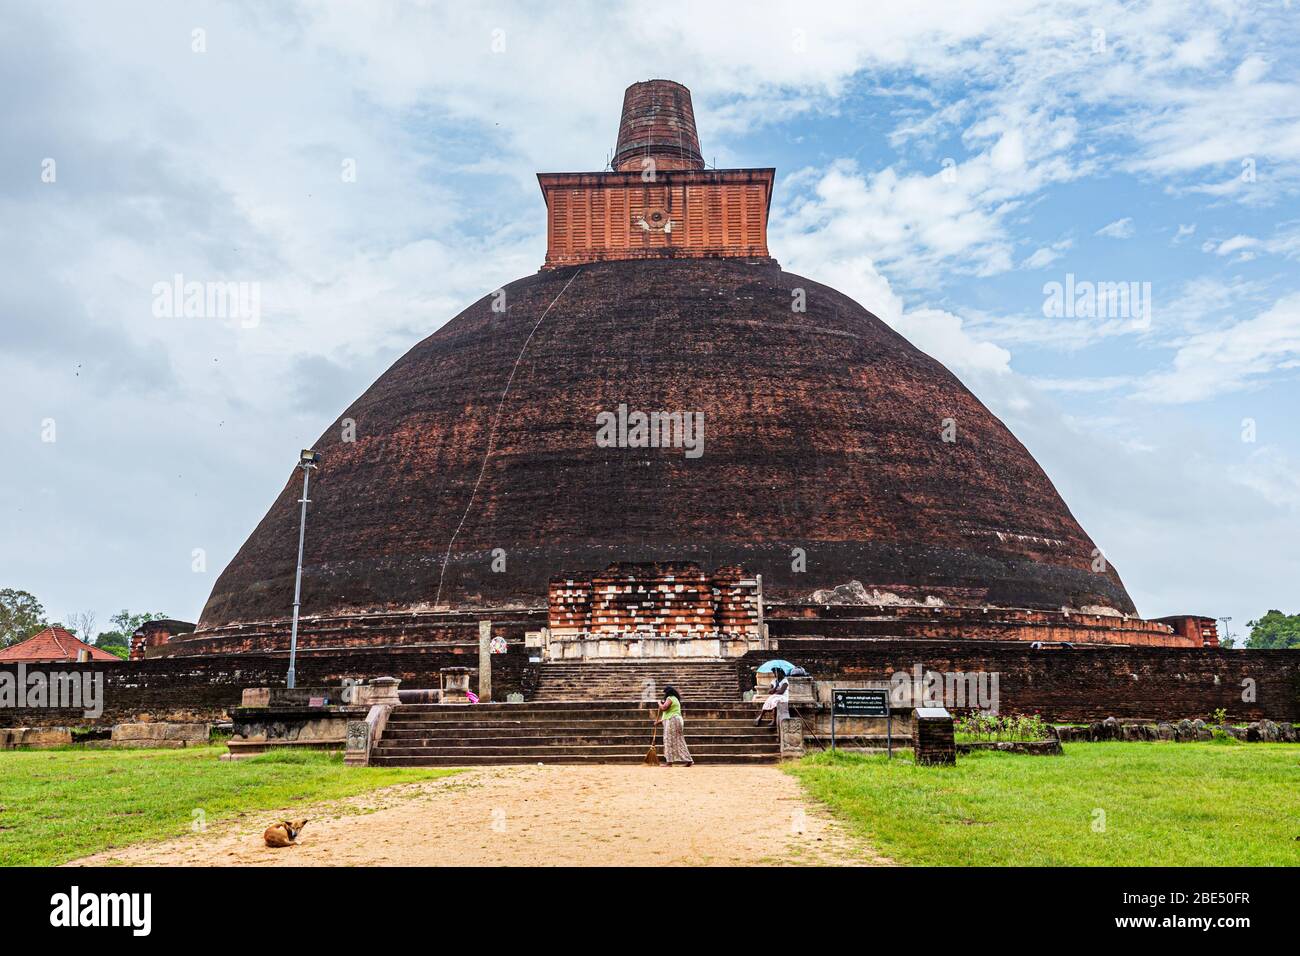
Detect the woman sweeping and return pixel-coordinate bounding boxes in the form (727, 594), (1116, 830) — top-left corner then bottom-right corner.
(656, 684), (694, 767)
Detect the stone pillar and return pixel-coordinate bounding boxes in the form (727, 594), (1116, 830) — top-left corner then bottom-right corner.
(779, 717), (805, 759)
(367, 676), (401, 707)
(478, 620), (492, 703)
(441, 666), (471, 703)
(344, 720), (371, 766)
(912, 707), (956, 765)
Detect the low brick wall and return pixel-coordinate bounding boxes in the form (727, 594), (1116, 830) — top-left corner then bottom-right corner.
(765, 604), (1195, 647)
(741, 641), (1300, 722)
(7, 638), (1295, 728)
(0, 645), (540, 727)
(150, 609), (547, 657)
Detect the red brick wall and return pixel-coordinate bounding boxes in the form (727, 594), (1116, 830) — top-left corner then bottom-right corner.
(549, 562), (760, 638)
(1, 645), (539, 727)
(539, 170), (773, 268)
(744, 641), (1300, 722)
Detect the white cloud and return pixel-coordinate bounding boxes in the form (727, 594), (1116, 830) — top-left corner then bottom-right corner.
(4, 0), (1299, 638)
(1229, 446), (1300, 513)
(1021, 237), (1074, 269)
(1134, 293), (1300, 403)
(1031, 375), (1132, 393)
(1203, 234), (1258, 256)
(1202, 224), (1300, 262)
(1095, 217), (1135, 239)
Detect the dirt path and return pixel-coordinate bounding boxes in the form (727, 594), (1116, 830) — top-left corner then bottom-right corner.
(71, 765), (885, 867)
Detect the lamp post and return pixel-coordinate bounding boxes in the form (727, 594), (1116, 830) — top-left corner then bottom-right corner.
(1218, 616), (1233, 648)
(287, 449), (320, 689)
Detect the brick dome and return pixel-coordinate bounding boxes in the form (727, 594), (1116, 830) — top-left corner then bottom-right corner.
(197, 256), (1135, 629)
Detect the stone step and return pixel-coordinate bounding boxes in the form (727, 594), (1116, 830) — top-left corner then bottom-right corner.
(369, 752), (779, 766)
(396, 700), (746, 712)
(370, 691), (775, 766)
(372, 742), (777, 758)
(384, 720), (768, 733)
(391, 703), (755, 712)
(384, 712), (764, 728)
(381, 730), (775, 745)
(391, 716), (746, 725)
(386, 720), (762, 731)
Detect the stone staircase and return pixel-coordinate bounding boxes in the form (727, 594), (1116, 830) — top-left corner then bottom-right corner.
(533, 660), (742, 701)
(368, 700), (779, 766)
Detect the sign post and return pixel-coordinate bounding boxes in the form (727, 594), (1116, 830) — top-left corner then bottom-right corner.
(831, 688), (893, 758)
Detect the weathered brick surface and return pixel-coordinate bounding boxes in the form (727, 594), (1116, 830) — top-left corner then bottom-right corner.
(129, 618), (196, 659)
(766, 603), (1195, 647)
(741, 642), (1300, 722)
(913, 711), (957, 765)
(196, 257), (1135, 633)
(0, 646), (539, 727)
(6, 641), (1291, 728)
(539, 171), (774, 268)
(162, 609), (546, 656)
(550, 561), (760, 639)
(613, 80), (703, 171)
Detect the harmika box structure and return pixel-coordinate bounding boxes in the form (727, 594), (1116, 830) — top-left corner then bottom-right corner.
(538, 80), (774, 269)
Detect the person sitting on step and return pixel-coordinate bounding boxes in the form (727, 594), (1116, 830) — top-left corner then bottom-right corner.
(755, 668), (789, 726)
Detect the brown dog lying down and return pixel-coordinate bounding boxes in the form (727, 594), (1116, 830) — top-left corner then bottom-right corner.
(263, 819), (309, 848)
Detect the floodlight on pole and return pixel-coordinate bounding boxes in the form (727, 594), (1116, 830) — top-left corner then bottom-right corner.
(1218, 616), (1233, 646)
(287, 449), (320, 689)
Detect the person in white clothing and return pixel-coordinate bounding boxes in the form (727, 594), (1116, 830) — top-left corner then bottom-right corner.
(755, 668), (790, 726)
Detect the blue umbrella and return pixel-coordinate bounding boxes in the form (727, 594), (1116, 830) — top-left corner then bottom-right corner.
(757, 659), (796, 674)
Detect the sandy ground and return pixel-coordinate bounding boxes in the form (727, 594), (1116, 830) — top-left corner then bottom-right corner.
(71, 765), (886, 867)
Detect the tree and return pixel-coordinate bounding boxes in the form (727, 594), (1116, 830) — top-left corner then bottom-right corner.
(67, 609), (98, 641)
(92, 638), (130, 660)
(1245, 610), (1300, 650)
(0, 589), (48, 648)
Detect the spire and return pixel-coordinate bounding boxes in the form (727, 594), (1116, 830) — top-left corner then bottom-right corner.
(612, 79), (704, 172)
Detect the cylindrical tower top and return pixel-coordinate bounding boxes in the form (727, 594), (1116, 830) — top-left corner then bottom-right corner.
(612, 79), (705, 172)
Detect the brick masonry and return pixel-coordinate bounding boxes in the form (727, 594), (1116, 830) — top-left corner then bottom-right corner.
(539, 80), (773, 269)
(0, 646), (540, 728)
(739, 641), (1300, 722)
(195, 257), (1138, 630)
(5, 640), (1294, 729)
(912, 711), (957, 765)
(549, 561), (760, 639)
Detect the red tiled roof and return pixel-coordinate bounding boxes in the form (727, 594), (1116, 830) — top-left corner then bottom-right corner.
(0, 626), (122, 662)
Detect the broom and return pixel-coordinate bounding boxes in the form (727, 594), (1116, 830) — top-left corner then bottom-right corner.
(644, 707), (659, 765)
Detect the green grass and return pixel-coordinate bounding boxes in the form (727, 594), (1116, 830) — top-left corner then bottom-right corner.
(0, 746), (456, 866)
(790, 742), (1300, 866)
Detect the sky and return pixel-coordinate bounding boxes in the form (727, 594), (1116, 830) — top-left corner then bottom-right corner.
(2, 0), (1297, 645)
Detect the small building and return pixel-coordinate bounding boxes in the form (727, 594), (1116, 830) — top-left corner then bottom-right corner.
(0, 626), (122, 663)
